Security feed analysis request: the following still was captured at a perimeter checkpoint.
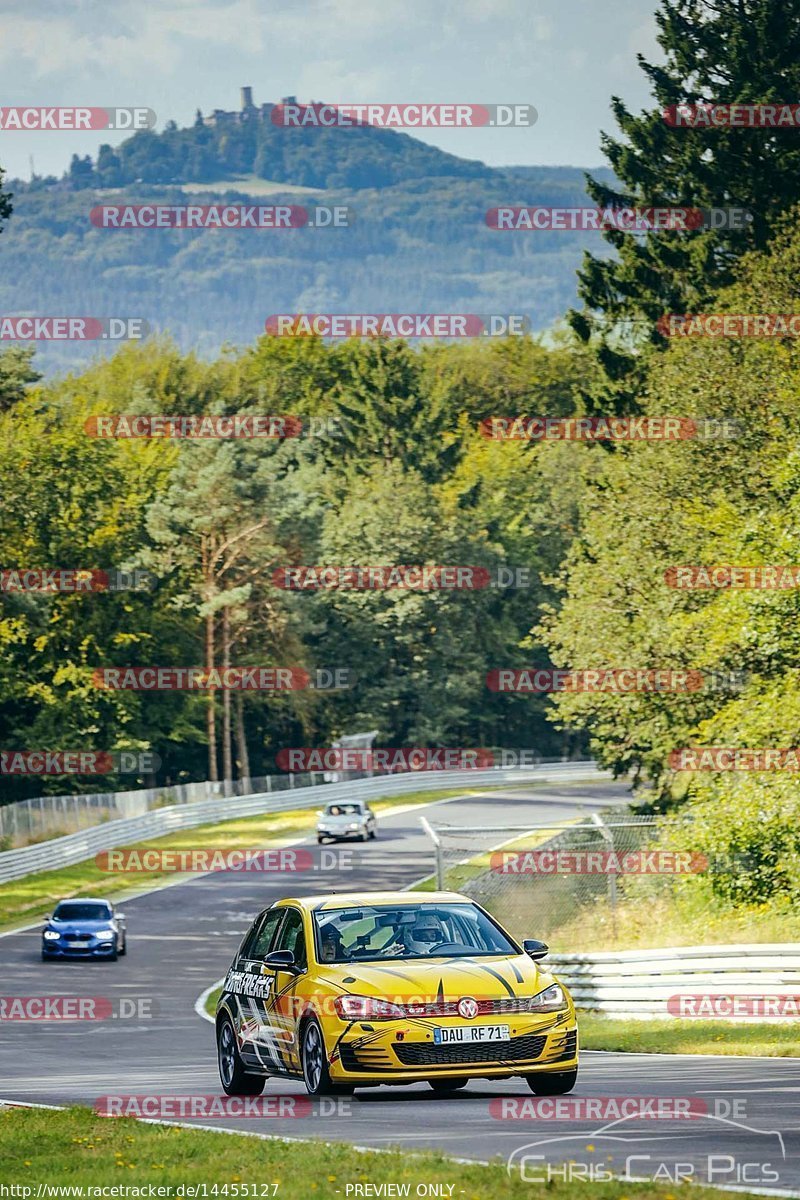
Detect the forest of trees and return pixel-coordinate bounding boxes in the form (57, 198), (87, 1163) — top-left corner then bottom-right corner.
(3, 0), (800, 911)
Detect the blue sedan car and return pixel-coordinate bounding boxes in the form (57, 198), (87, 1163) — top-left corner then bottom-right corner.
(41, 898), (127, 961)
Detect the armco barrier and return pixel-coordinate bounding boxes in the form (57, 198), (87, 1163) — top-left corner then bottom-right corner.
(0, 762), (602, 884)
(549, 944), (800, 1018)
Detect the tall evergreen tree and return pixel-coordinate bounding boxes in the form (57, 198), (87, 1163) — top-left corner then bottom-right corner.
(570, 0), (800, 406)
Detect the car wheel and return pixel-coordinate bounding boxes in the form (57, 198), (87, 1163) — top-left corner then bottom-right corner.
(217, 1016), (266, 1096)
(429, 1077), (469, 1093)
(369, 828), (377, 840)
(526, 1068), (578, 1095)
(359, 830), (368, 842)
(301, 1017), (351, 1096)
(118, 937), (127, 957)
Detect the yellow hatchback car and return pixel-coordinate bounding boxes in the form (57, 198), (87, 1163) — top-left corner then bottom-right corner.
(215, 891), (578, 1096)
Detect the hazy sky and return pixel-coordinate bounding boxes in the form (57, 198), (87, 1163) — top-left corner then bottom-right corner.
(0, 0), (662, 180)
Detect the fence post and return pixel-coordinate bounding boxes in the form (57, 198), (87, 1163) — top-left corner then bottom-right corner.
(419, 817), (444, 890)
(591, 812), (617, 941)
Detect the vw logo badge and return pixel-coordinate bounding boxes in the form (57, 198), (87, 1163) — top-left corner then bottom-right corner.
(458, 996), (478, 1019)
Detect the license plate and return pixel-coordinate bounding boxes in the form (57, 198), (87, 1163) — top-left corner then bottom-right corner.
(433, 1024), (510, 1044)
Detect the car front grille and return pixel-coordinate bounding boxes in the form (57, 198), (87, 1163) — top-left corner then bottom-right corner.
(393, 1033), (548, 1066)
(398, 997), (538, 1018)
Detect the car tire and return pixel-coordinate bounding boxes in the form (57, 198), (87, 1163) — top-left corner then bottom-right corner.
(217, 1015), (266, 1096)
(429, 1077), (469, 1093)
(300, 1017), (352, 1096)
(525, 1068), (578, 1095)
(359, 831), (368, 842)
(369, 828), (377, 840)
(118, 939), (127, 957)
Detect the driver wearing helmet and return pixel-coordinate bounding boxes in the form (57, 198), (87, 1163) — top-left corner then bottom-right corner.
(318, 922), (346, 963)
(382, 911), (443, 957)
(404, 912), (444, 954)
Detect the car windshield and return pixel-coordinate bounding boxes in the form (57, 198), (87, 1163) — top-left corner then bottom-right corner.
(53, 902), (112, 922)
(325, 804), (362, 816)
(313, 903), (517, 963)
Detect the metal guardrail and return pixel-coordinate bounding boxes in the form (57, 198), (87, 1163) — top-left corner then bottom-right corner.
(549, 944), (800, 1018)
(0, 761), (601, 884)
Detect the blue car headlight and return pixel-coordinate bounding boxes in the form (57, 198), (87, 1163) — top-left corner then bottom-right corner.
(43, 930), (60, 941)
(95, 928), (115, 939)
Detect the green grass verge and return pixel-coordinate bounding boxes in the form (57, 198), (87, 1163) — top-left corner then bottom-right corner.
(0, 1105), (764, 1200)
(0, 786), (497, 932)
(549, 887), (798, 952)
(578, 1013), (800, 1057)
(205, 986), (223, 1017)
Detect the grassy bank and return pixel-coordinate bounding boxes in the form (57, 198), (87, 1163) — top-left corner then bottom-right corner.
(548, 887), (797, 952)
(0, 1104), (767, 1200)
(579, 1013), (800, 1057)
(0, 786), (485, 932)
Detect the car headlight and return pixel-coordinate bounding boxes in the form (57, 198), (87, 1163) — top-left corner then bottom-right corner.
(95, 928), (115, 939)
(334, 995), (405, 1021)
(43, 930), (60, 941)
(347, 822), (359, 830)
(528, 983), (567, 1012)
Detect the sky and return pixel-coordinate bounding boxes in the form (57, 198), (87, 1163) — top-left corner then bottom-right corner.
(0, 0), (662, 180)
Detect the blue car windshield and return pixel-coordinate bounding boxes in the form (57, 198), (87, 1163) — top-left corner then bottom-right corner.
(53, 902), (112, 921)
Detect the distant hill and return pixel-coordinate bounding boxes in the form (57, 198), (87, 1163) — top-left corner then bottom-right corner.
(1, 93), (615, 372)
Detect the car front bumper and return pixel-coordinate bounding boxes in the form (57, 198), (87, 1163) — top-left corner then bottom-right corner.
(328, 1013), (578, 1082)
(42, 938), (118, 958)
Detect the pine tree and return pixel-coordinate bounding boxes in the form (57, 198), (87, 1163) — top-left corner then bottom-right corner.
(570, 0), (800, 405)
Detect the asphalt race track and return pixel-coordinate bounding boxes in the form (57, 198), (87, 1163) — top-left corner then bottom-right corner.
(1, 779), (799, 1194)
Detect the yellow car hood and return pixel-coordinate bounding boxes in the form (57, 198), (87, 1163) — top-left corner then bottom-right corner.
(318, 953), (552, 1001)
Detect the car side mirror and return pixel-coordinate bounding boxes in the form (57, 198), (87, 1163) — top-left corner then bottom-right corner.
(523, 939), (549, 961)
(263, 949), (298, 972)
(42, 914), (51, 922)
